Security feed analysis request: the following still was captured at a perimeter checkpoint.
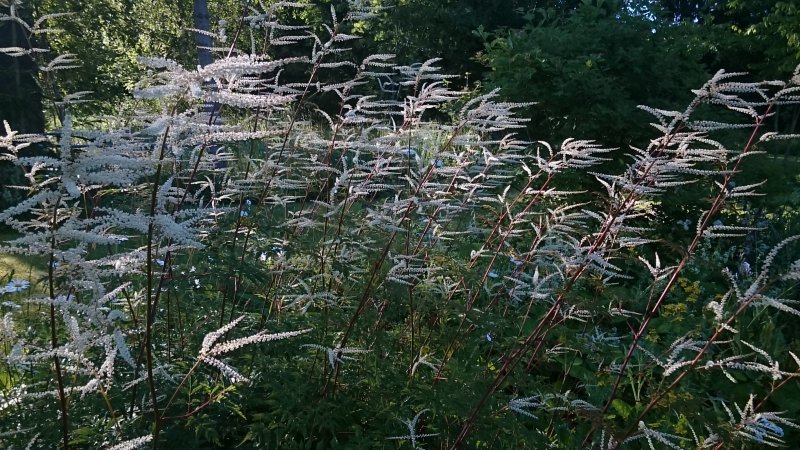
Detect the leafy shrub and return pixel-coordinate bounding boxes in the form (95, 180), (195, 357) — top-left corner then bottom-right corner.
(478, 1), (709, 147)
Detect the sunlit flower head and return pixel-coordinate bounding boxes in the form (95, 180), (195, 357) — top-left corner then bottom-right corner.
(4, 279), (30, 293)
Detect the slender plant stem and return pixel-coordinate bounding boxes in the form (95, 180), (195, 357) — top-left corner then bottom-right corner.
(48, 196), (69, 450)
(585, 103), (774, 447)
(144, 119), (176, 449)
(448, 101), (699, 450)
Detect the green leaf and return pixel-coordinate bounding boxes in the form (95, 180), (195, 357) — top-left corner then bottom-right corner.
(611, 399), (633, 420)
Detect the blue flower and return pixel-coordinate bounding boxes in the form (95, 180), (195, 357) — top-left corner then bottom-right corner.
(738, 261), (752, 277)
(4, 279), (30, 293)
(757, 418), (784, 438)
(400, 147), (417, 158)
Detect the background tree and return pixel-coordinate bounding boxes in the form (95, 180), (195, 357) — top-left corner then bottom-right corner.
(349, 0), (590, 87)
(0, 1), (44, 213)
(479, 0), (709, 147)
(32, 0), (196, 114)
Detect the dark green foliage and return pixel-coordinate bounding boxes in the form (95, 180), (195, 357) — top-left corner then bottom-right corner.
(32, 0), (197, 112)
(480, 0), (709, 147)
(0, 3), (44, 214)
(350, 0), (545, 85)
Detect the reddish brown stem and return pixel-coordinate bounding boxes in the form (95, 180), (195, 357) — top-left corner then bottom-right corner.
(590, 104), (774, 448)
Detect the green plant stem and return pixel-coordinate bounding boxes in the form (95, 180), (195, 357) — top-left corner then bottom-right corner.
(160, 359), (202, 419)
(325, 120), (470, 394)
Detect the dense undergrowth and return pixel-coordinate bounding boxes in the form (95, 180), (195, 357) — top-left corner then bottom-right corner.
(2, 1), (800, 449)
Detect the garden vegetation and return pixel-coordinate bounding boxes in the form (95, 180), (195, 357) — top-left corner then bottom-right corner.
(1, 0), (800, 449)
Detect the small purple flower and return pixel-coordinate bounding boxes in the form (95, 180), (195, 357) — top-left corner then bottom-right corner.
(739, 261), (752, 277)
